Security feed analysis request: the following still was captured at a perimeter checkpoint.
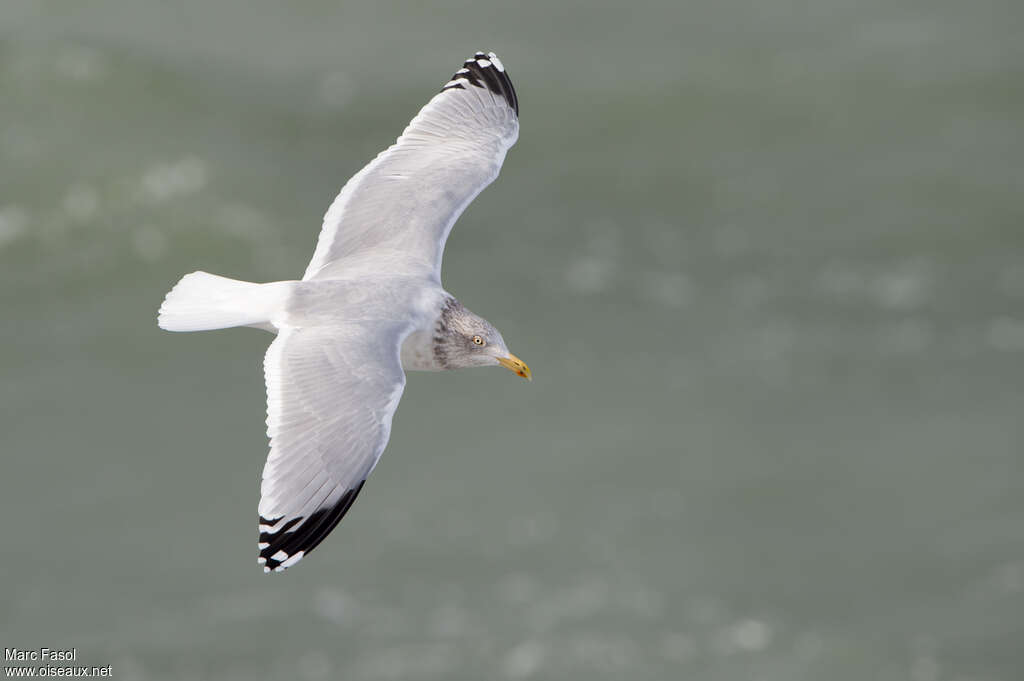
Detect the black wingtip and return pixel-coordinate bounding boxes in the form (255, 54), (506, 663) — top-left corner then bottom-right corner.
(258, 481), (366, 572)
(440, 51), (519, 116)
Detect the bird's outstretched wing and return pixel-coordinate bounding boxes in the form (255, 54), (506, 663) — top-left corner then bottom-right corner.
(257, 323), (407, 572)
(303, 51), (519, 282)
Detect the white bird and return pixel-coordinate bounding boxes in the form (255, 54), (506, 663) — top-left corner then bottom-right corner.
(157, 52), (530, 572)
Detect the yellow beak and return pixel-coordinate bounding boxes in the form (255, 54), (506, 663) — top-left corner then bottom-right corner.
(496, 353), (532, 381)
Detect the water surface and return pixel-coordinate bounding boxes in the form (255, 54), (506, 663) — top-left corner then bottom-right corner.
(2, 1), (1023, 679)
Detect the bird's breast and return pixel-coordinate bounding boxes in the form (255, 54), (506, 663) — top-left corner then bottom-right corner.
(399, 329), (444, 372)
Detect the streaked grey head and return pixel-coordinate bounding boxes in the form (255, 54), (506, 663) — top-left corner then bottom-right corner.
(433, 298), (531, 379)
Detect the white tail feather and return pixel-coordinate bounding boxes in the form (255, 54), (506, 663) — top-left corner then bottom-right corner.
(158, 271), (286, 332)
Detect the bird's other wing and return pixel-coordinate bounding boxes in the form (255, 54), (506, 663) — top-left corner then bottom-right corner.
(303, 51), (519, 282)
(257, 322), (408, 572)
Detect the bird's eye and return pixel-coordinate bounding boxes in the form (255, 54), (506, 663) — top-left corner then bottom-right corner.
(472, 335), (485, 346)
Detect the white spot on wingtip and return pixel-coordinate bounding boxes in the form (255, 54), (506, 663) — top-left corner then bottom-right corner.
(263, 566), (271, 573)
(258, 542), (269, 549)
(271, 550), (289, 562)
(274, 566), (285, 572)
(281, 551), (305, 568)
(257, 557), (266, 565)
(488, 53), (506, 72)
(456, 68), (470, 74)
(477, 58), (492, 68)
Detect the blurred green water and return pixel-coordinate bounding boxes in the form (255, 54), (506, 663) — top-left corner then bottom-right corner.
(2, 1), (1023, 679)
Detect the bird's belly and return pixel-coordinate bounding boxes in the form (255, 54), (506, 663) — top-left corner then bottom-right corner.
(282, 278), (447, 371)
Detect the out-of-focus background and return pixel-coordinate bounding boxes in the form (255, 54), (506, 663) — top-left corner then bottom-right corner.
(2, 1), (1022, 679)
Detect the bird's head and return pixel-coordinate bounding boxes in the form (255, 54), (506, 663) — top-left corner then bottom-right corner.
(433, 298), (531, 379)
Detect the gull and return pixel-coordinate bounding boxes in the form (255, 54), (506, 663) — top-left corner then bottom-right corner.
(157, 52), (530, 572)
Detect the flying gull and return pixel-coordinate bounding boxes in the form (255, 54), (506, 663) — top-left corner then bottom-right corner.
(158, 52), (529, 572)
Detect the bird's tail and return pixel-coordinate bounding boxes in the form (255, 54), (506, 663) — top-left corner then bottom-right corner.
(158, 271), (287, 332)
